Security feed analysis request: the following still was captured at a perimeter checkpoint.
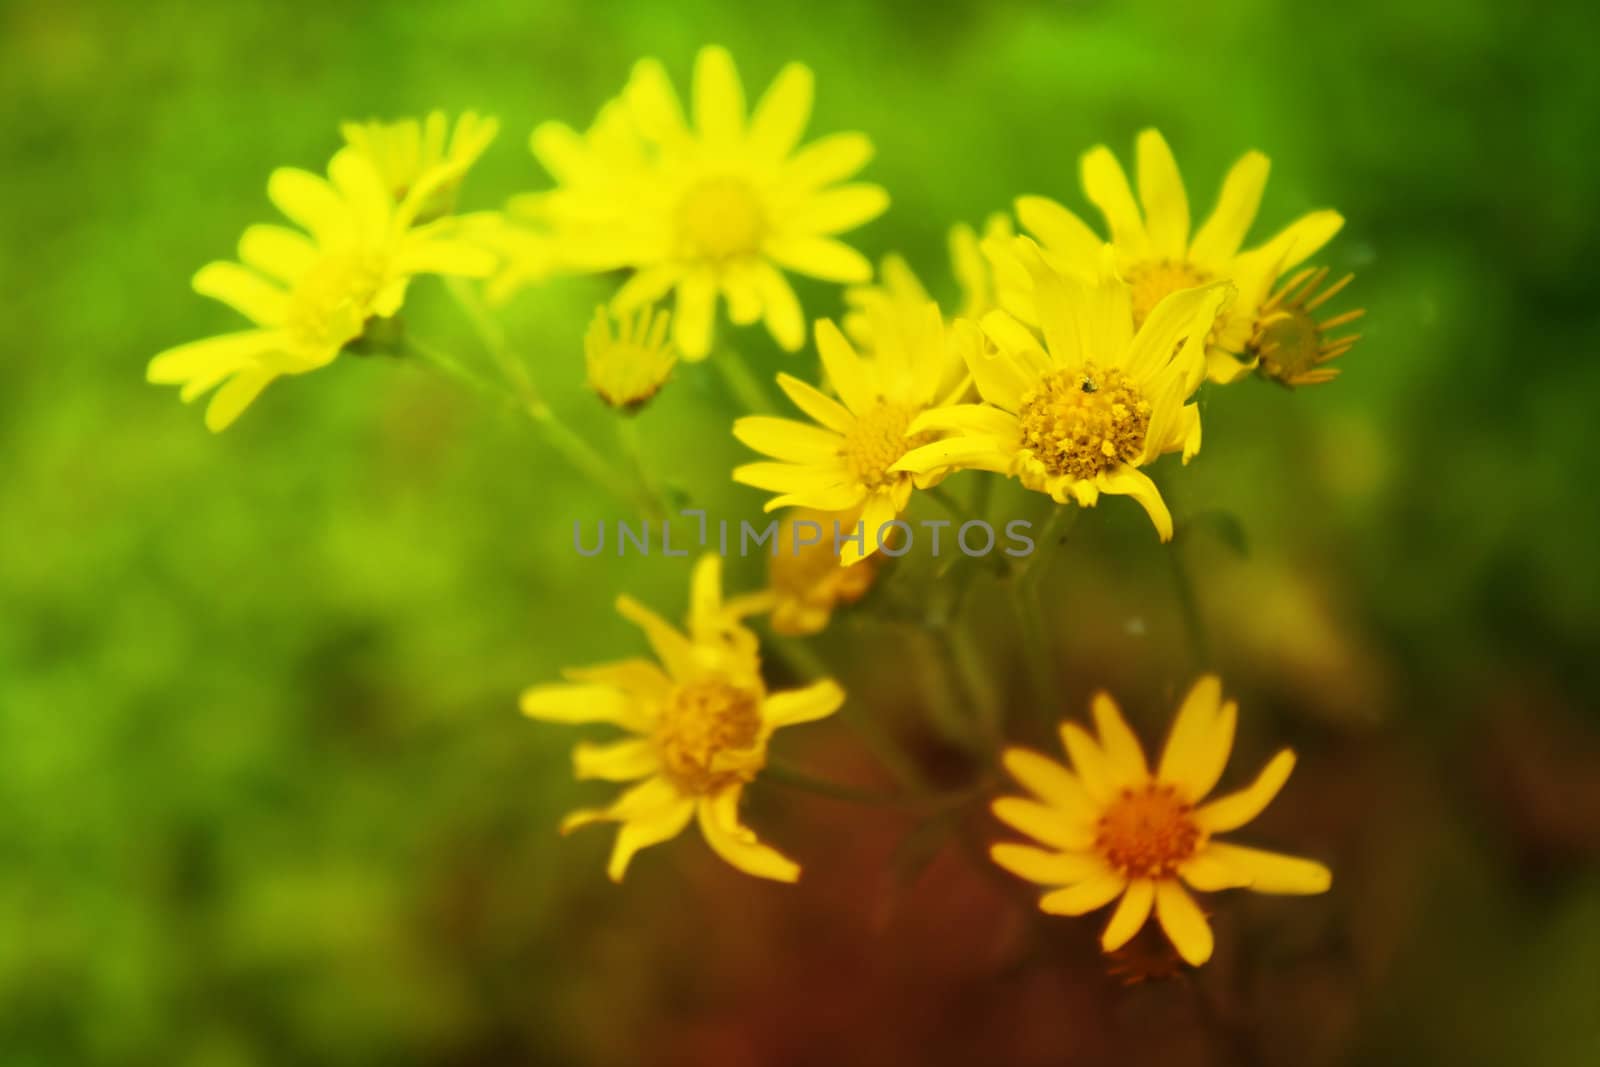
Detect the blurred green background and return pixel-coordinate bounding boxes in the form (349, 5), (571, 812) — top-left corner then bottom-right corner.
(5, 0), (1600, 1063)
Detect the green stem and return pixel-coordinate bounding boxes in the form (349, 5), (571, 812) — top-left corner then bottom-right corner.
(616, 415), (669, 520)
(715, 346), (775, 414)
(1009, 577), (1058, 723)
(1168, 536), (1213, 669)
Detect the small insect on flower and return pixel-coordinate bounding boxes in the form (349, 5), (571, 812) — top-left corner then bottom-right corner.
(584, 304), (678, 411)
(732, 308), (968, 565)
(341, 110), (500, 224)
(1249, 267), (1365, 387)
(895, 249), (1229, 541)
(520, 555), (844, 883)
(986, 128), (1346, 386)
(990, 676), (1332, 967)
(517, 45), (889, 359)
(147, 146), (497, 431)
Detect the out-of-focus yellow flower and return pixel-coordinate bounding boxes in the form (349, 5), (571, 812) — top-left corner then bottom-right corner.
(766, 507), (882, 635)
(895, 250), (1228, 541)
(341, 110), (499, 223)
(990, 676), (1331, 967)
(1250, 267), (1365, 387)
(732, 309), (967, 565)
(988, 129), (1345, 385)
(147, 147), (497, 431)
(843, 214), (1014, 347)
(520, 556), (844, 883)
(516, 45), (888, 359)
(584, 304), (678, 411)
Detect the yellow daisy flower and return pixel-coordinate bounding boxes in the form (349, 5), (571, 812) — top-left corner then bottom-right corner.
(990, 676), (1332, 967)
(732, 311), (968, 565)
(522, 45), (889, 359)
(990, 128), (1344, 384)
(1249, 266), (1365, 388)
(767, 506), (882, 636)
(584, 303), (678, 411)
(894, 250), (1228, 541)
(843, 213), (1014, 347)
(147, 146), (497, 431)
(520, 555), (844, 883)
(340, 109), (499, 223)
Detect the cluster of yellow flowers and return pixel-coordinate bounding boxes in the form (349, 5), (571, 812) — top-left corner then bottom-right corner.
(150, 46), (1361, 969)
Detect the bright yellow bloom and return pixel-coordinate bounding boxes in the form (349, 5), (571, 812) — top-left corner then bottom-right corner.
(990, 676), (1331, 967)
(843, 214), (1014, 347)
(1249, 267), (1365, 388)
(147, 147), (497, 431)
(732, 310), (968, 565)
(895, 251), (1228, 541)
(520, 556), (844, 883)
(989, 128), (1344, 384)
(341, 110), (499, 223)
(766, 507), (882, 635)
(519, 45), (889, 359)
(584, 304), (678, 411)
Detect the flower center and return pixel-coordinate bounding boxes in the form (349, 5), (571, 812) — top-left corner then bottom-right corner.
(1253, 307), (1323, 383)
(1016, 362), (1150, 481)
(1095, 784), (1202, 878)
(840, 401), (929, 491)
(653, 678), (764, 795)
(287, 252), (388, 352)
(678, 176), (765, 262)
(1126, 259), (1212, 330)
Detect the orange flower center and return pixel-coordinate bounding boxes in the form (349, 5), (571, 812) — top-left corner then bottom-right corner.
(1125, 259), (1212, 330)
(1095, 783), (1202, 878)
(654, 678), (763, 795)
(840, 401), (929, 491)
(1016, 362), (1150, 481)
(678, 176), (766, 262)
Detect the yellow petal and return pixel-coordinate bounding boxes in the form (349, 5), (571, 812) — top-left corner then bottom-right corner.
(1156, 675), (1237, 802)
(842, 491), (896, 566)
(776, 372), (854, 433)
(1015, 195), (1102, 263)
(395, 238), (496, 278)
(1195, 750), (1296, 832)
(147, 330), (278, 385)
(1080, 145), (1148, 256)
(1250, 209), (1344, 275)
(748, 61), (813, 160)
(688, 553), (725, 637)
(1189, 150), (1269, 266)
(692, 44), (745, 145)
(606, 796), (696, 882)
(1155, 880), (1213, 965)
(766, 236), (873, 284)
(520, 682), (649, 730)
(672, 270), (717, 360)
(1179, 850), (1255, 891)
(562, 658), (672, 702)
(204, 366), (277, 432)
(781, 131), (873, 189)
(1090, 692), (1150, 787)
(789, 184), (889, 236)
(573, 737), (660, 781)
(990, 843), (1106, 886)
(733, 416), (844, 464)
(266, 166), (347, 246)
(1059, 723), (1117, 803)
(238, 224), (317, 284)
(990, 797), (1096, 851)
(752, 261), (805, 351)
(1039, 873), (1127, 916)
(1001, 747), (1098, 819)
(624, 58), (689, 146)
(1204, 843), (1331, 895)
(814, 319), (875, 413)
(614, 596), (701, 681)
(891, 436), (1011, 476)
(1122, 281), (1229, 383)
(696, 789), (800, 882)
(1097, 466), (1173, 543)
(1101, 878), (1156, 951)
(613, 263), (685, 312)
(328, 147), (392, 239)
(762, 678), (844, 727)
(193, 262), (288, 327)
(1135, 129), (1189, 260)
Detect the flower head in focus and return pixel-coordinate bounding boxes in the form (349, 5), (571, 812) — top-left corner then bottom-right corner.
(520, 556), (844, 883)
(147, 147), (497, 431)
(989, 129), (1345, 384)
(585, 304), (678, 411)
(990, 676), (1332, 966)
(732, 307), (968, 565)
(341, 110), (499, 223)
(518, 45), (889, 359)
(895, 251), (1228, 541)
